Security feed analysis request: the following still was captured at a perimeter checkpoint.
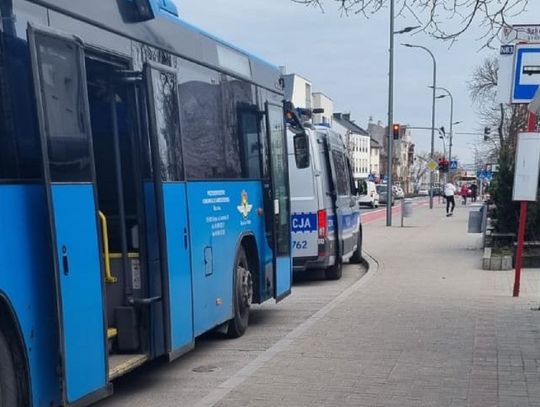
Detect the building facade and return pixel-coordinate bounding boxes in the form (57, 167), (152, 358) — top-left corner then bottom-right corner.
(312, 92), (334, 126)
(333, 113), (371, 180)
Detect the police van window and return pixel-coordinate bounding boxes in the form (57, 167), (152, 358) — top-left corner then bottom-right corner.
(0, 31), (41, 180)
(35, 34), (92, 182)
(331, 150), (349, 196)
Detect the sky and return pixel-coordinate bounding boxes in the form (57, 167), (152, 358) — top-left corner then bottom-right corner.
(174, 0), (540, 165)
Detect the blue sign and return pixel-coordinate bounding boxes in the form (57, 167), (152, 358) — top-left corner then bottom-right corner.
(368, 174), (375, 182)
(513, 45), (540, 103)
(291, 213), (317, 233)
(477, 170), (493, 181)
(449, 160), (458, 170)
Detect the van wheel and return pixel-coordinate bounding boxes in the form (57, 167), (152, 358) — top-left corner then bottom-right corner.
(350, 227), (363, 264)
(227, 247), (253, 338)
(325, 261), (342, 280)
(0, 330), (18, 407)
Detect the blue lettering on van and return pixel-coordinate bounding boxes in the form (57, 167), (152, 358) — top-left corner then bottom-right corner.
(291, 213), (317, 233)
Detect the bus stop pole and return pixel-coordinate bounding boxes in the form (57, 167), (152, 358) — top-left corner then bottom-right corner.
(513, 111), (536, 297)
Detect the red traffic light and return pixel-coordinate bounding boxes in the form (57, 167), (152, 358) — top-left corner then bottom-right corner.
(392, 124), (400, 139)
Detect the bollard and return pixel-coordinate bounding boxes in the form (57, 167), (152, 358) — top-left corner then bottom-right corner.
(401, 198), (414, 227)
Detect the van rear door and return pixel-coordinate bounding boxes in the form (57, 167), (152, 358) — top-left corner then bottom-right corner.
(288, 130), (318, 259)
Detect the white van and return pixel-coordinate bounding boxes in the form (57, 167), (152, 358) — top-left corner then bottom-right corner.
(358, 180), (379, 208)
(287, 125), (363, 280)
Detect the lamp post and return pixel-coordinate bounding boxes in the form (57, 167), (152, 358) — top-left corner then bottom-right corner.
(385, 11), (419, 227)
(432, 86), (454, 163)
(403, 43), (437, 209)
(386, 0), (395, 226)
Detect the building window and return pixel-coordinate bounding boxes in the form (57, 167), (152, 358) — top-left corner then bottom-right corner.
(305, 83), (312, 108)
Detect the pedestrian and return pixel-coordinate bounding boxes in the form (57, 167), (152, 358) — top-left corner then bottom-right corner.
(444, 181), (456, 217)
(470, 183), (478, 203)
(460, 184), (469, 205)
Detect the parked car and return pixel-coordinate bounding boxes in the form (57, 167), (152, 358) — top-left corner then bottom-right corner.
(376, 184), (395, 206)
(418, 188), (429, 196)
(393, 185), (405, 199)
(358, 180), (379, 208)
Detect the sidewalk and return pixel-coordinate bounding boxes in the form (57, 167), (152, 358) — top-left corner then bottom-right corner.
(199, 203), (540, 407)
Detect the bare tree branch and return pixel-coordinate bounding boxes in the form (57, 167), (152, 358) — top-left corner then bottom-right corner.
(292, 0), (530, 47)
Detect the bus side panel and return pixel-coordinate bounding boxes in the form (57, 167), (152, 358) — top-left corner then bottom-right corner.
(162, 183), (193, 351)
(0, 184), (61, 406)
(186, 181), (267, 336)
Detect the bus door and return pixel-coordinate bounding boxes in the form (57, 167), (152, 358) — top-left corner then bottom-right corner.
(28, 26), (108, 403)
(265, 103), (292, 301)
(143, 62), (194, 359)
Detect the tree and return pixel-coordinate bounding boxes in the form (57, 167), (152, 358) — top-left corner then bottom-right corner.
(469, 56), (540, 241)
(292, 0), (529, 46)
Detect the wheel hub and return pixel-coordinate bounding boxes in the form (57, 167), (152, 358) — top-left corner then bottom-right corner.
(238, 266), (253, 308)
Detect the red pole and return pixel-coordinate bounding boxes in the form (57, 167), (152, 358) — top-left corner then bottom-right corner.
(513, 111), (536, 297)
(513, 201), (528, 297)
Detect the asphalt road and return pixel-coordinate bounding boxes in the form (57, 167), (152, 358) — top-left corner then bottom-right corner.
(97, 262), (367, 406)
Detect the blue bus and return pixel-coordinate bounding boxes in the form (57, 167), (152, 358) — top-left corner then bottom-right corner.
(0, 1), (306, 405)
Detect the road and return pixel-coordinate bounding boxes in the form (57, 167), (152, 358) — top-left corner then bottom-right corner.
(97, 261), (367, 406)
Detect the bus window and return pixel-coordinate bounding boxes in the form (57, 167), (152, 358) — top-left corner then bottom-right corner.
(34, 34), (93, 182)
(239, 107), (262, 179)
(147, 66), (183, 181)
(0, 31), (41, 180)
(267, 103), (290, 256)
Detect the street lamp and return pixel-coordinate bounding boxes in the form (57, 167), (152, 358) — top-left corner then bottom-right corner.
(385, 0), (419, 226)
(431, 86), (455, 164)
(403, 43), (437, 209)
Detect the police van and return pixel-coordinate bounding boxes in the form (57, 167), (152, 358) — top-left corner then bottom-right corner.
(287, 119), (362, 280)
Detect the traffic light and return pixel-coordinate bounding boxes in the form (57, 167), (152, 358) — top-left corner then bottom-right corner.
(438, 158), (449, 173)
(483, 127), (491, 141)
(392, 124), (400, 140)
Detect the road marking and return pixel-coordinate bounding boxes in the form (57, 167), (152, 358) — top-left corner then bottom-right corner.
(193, 251), (380, 407)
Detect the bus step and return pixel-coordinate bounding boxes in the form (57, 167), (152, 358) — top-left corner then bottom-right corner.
(108, 354), (148, 380)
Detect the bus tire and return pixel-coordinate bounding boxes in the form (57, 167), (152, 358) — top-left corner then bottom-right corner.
(0, 329), (18, 407)
(227, 246), (253, 338)
(350, 226), (363, 264)
(325, 261), (342, 280)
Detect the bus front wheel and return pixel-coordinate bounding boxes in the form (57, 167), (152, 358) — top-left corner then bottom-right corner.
(0, 329), (18, 407)
(227, 246), (253, 338)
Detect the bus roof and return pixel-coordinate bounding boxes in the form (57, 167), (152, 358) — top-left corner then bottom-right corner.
(18, 0), (283, 92)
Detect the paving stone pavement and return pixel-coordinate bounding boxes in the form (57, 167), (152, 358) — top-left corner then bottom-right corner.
(204, 204), (540, 407)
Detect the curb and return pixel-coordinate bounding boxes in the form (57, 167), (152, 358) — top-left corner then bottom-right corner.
(194, 252), (379, 407)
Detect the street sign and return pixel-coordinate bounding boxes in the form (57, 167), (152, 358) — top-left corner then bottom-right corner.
(449, 160), (458, 170)
(368, 174), (375, 182)
(512, 44), (540, 103)
(426, 159), (438, 172)
(501, 24), (540, 44)
(476, 170), (493, 182)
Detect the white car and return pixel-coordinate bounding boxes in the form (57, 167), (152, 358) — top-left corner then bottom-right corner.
(418, 188), (429, 196)
(358, 180), (380, 208)
(393, 185), (405, 199)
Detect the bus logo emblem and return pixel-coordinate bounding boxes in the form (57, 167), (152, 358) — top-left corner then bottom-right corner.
(237, 190), (253, 219)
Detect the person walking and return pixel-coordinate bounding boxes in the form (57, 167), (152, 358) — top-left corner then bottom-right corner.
(470, 183), (478, 203)
(444, 181), (456, 217)
(460, 184), (469, 205)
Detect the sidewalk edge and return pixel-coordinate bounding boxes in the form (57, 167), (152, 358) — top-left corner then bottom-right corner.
(193, 252), (379, 407)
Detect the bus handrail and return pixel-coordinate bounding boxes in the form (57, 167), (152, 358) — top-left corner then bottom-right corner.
(98, 211), (117, 284)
